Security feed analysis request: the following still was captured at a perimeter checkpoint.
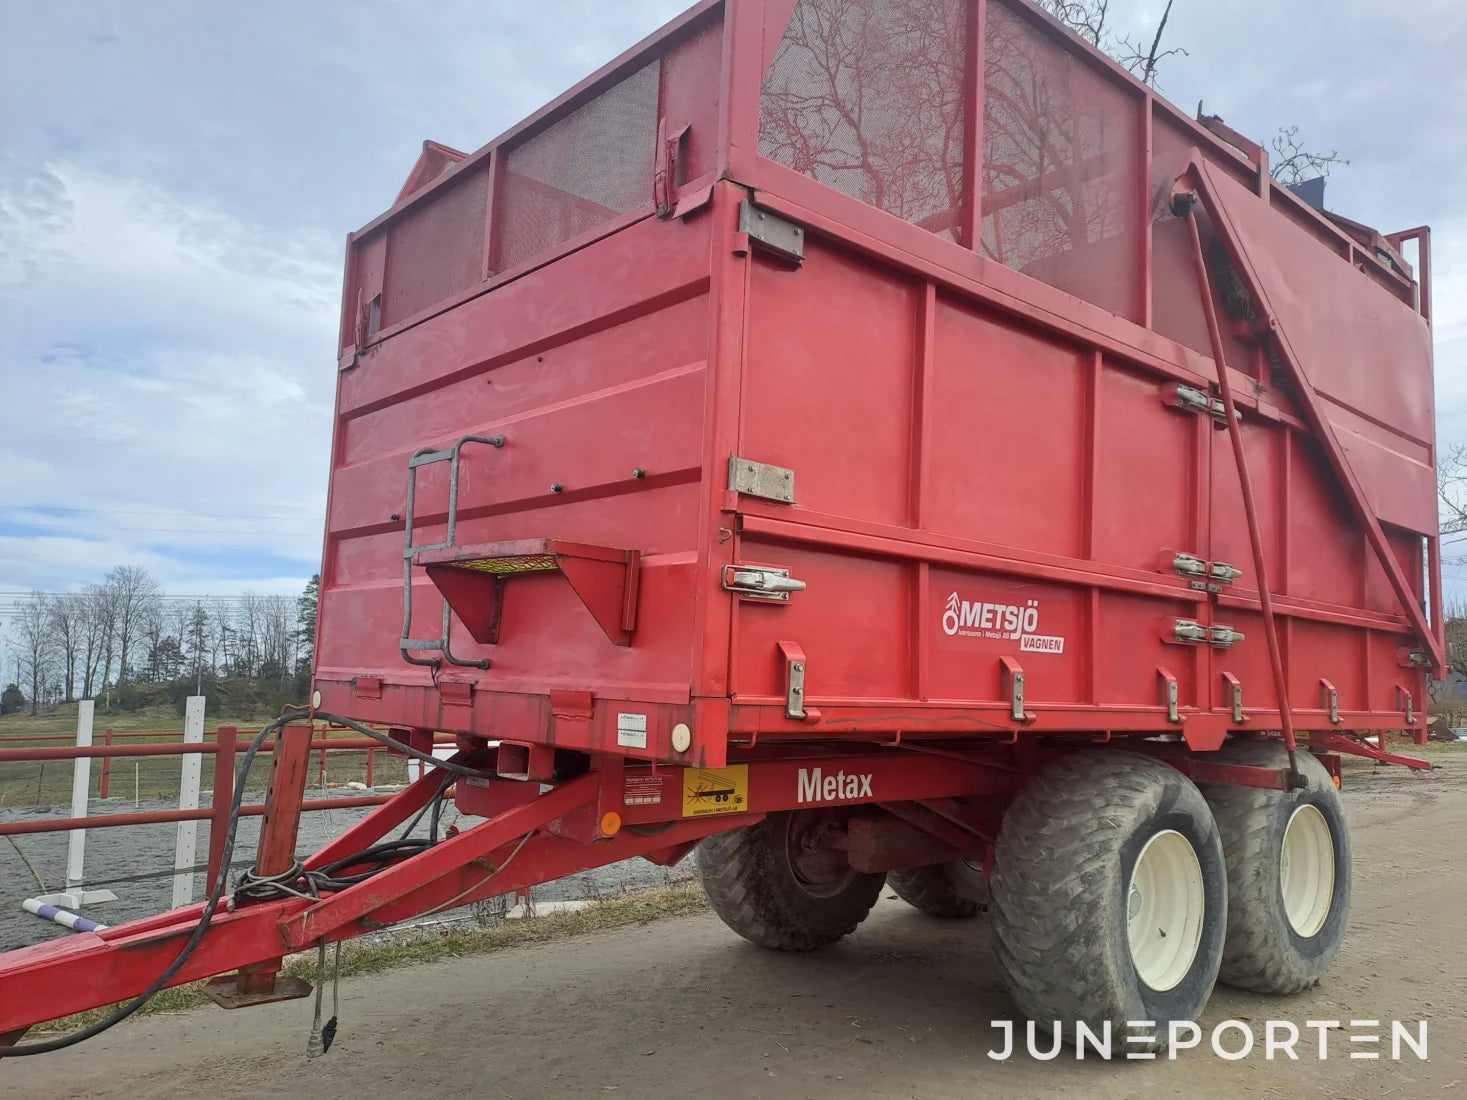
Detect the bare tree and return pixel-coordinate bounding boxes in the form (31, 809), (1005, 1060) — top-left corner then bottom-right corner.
(1269, 124), (1350, 185)
(92, 581), (120, 700)
(211, 597), (235, 676)
(104, 565), (161, 687)
(235, 592), (262, 677)
(1038, 0), (1110, 47)
(47, 594), (86, 702)
(79, 583), (110, 699)
(1039, 0), (1186, 87)
(259, 595), (298, 685)
(1438, 444), (1467, 541)
(13, 592), (55, 716)
(1037, 2), (1344, 184)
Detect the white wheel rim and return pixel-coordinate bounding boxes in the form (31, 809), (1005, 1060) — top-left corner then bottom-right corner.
(1127, 829), (1206, 991)
(1281, 804), (1335, 937)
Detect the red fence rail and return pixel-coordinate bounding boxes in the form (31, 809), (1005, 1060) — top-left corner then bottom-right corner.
(0, 724), (456, 894)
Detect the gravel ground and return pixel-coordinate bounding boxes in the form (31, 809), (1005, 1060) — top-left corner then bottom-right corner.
(0, 787), (694, 952)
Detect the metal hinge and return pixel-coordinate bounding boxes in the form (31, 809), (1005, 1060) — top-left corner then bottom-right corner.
(738, 200), (804, 262)
(723, 564), (807, 601)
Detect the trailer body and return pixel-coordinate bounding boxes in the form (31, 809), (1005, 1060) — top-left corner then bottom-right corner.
(0, 0), (1442, 1051)
(316, 0), (1440, 767)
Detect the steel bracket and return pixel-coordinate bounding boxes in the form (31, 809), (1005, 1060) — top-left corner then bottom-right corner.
(1221, 672), (1245, 723)
(728, 455), (795, 503)
(1158, 667), (1180, 722)
(1000, 656), (1027, 722)
(1321, 678), (1340, 724)
(738, 199), (804, 262)
(778, 640), (809, 721)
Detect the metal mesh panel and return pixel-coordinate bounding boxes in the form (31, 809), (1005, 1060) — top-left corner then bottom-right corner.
(1150, 114), (1211, 352)
(1150, 114), (1260, 370)
(981, 0), (1141, 320)
(381, 161), (490, 328)
(759, 0), (969, 241)
(494, 61), (661, 274)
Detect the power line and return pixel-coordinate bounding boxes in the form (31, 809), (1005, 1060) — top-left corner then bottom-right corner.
(0, 507), (318, 522)
(0, 528), (318, 539)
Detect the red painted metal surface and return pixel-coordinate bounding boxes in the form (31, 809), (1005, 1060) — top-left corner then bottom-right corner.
(314, 0), (1435, 766)
(0, 0), (1440, 1042)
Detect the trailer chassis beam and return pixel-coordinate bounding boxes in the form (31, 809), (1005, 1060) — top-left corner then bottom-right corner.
(0, 740), (1304, 1039)
(1308, 731), (1431, 771)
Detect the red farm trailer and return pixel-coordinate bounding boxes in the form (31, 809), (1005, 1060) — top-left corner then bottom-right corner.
(0, 0), (1441, 1058)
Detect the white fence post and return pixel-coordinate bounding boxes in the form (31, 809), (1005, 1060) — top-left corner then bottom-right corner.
(29, 699), (117, 913)
(170, 696), (206, 908)
(64, 700), (95, 891)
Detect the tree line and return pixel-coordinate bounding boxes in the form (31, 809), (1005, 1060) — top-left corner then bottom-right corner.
(2, 567), (319, 717)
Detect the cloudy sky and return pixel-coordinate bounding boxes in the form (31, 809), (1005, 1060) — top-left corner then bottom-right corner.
(1, 0), (1463, 610)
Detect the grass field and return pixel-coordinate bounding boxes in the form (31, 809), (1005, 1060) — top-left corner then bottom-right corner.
(0, 703), (412, 808)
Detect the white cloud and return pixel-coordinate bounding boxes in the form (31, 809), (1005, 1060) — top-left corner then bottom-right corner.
(0, 163), (337, 593)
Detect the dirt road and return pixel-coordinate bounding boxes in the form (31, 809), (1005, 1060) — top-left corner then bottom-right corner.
(5, 757), (1465, 1098)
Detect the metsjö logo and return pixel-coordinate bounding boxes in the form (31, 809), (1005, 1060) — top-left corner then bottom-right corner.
(941, 591), (1064, 653)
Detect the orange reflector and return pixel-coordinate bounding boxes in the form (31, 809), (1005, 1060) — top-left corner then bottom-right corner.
(1333, 775), (1342, 790)
(600, 811), (622, 837)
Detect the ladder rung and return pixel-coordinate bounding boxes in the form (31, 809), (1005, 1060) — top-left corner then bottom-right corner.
(409, 448), (455, 468)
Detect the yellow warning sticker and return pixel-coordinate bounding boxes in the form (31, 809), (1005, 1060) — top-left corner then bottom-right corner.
(681, 765), (749, 818)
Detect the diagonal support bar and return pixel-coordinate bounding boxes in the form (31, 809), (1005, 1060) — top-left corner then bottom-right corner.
(279, 774), (598, 948)
(1177, 198), (1298, 762)
(1173, 156), (1443, 674)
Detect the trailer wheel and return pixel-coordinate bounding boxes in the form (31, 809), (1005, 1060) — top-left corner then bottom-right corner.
(888, 861), (988, 918)
(1200, 739), (1351, 994)
(990, 751), (1226, 1051)
(697, 811), (885, 951)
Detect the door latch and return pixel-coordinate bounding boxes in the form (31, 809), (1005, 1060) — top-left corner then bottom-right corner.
(722, 564), (807, 601)
(1171, 553), (1242, 592)
(1208, 624), (1245, 648)
(1172, 619), (1244, 647)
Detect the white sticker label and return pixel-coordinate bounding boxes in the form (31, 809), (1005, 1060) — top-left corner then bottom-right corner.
(1020, 634), (1065, 654)
(616, 712), (648, 749)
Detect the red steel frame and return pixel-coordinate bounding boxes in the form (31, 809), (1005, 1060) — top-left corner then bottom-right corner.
(0, 0), (1440, 1043)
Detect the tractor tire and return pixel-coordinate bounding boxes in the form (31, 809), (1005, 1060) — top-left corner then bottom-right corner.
(1200, 739), (1351, 994)
(888, 861), (989, 918)
(990, 750), (1227, 1052)
(697, 811), (885, 951)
